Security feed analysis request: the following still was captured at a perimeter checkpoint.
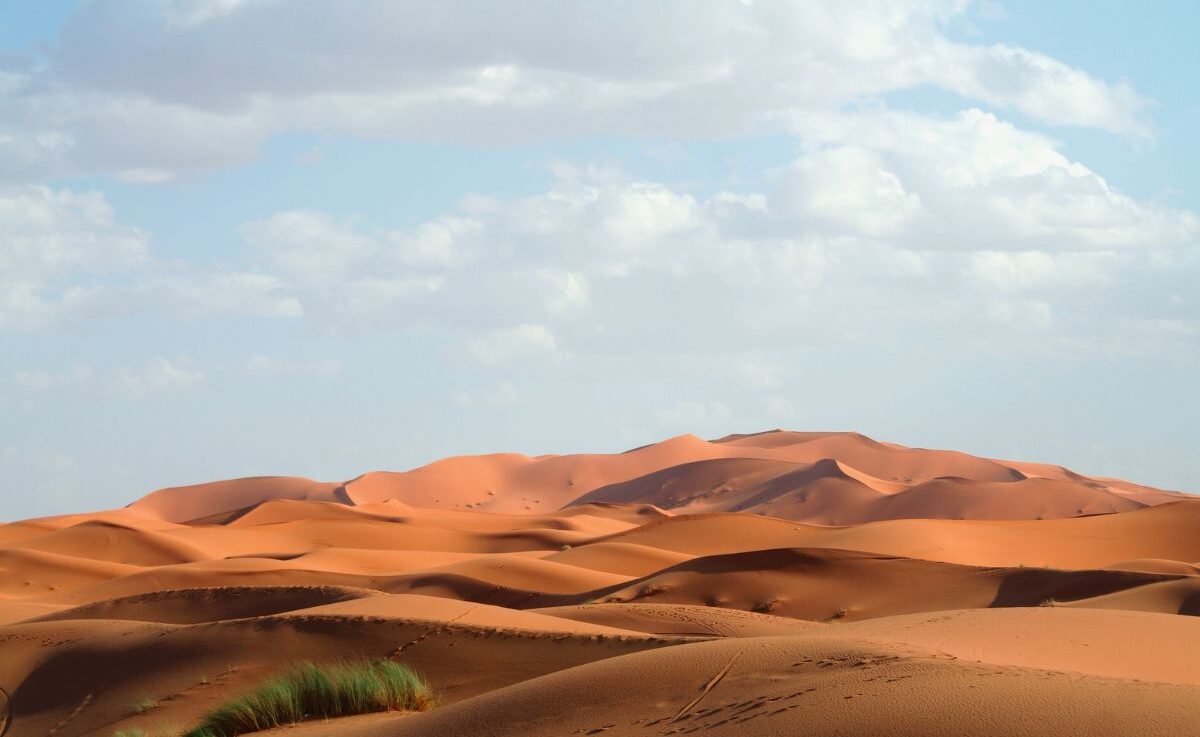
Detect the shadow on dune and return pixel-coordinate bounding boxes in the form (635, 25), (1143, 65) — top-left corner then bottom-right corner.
(989, 568), (1186, 608)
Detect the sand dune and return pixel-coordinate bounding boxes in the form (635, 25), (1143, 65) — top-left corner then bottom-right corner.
(130, 477), (347, 523)
(26, 585), (376, 625)
(343, 618), (1200, 737)
(0, 594), (677, 737)
(603, 500), (1200, 568)
(2, 430), (1198, 736)
(122, 431), (1186, 524)
(571, 547), (1188, 620)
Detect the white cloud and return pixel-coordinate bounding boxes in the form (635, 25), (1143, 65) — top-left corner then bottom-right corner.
(108, 356), (206, 398)
(0, 1), (1154, 181)
(4, 143), (1195, 361)
(245, 354), (342, 377)
(148, 154), (1188, 356)
(776, 145), (922, 237)
(967, 251), (1113, 292)
(0, 4), (1194, 368)
(542, 271), (590, 314)
(0, 186), (149, 331)
(240, 210), (378, 282)
(235, 210), (468, 329)
(936, 43), (1150, 137)
(0, 186), (147, 275)
(787, 109), (1199, 251)
(0, 185), (305, 331)
(388, 217), (481, 269)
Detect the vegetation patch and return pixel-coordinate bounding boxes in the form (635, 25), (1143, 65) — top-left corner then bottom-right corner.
(636, 583), (672, 599)
(182, 659), (431, 737)
(751, 598), (781, 613)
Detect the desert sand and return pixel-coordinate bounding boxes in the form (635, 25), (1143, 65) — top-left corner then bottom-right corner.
(1, 430), (1198, 736)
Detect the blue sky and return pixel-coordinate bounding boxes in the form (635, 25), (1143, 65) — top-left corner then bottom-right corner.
(1, 1), (1197, 520)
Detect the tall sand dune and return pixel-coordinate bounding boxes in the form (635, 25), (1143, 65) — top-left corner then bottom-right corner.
(122, 430), (1186, 524)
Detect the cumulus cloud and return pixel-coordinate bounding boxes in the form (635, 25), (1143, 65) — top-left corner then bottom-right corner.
(775, 146), (922, 237)
(967, 251), (1113, 292)
(0, 1), (1155, 181)
(936, 44), (1150, 137)
(783, 109), (1198, 251)
(4, 139), (1196, 363)
(0, 186), (149, 331)
(1, 1), (1195, 368)
(224, 153), (1189, 356)
(0, 185), (305, 330)
(240, 210), (379, 282)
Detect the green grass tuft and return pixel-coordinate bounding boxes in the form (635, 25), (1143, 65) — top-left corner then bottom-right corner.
(182, 659), (431, 737)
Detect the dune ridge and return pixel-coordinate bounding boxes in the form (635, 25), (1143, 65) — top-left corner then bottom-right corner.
(124, 430), (1185, 524)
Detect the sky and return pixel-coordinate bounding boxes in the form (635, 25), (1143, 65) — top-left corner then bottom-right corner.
(1, 0), (1198, 520)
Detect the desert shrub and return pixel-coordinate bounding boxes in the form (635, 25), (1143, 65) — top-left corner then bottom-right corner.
(636, 583), (671, 599)
(751, 598), (780, 613)
(182, 659), (431, 737)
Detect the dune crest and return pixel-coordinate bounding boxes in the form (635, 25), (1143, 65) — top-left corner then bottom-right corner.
(125, 430), (1185, 524)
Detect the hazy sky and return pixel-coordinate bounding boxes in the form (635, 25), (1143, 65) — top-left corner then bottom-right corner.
(2, 1), (1198, 520)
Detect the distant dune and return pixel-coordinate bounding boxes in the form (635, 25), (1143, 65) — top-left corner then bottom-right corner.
(125, 430), (1184, 524)
(1, 430), (1197, 737)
